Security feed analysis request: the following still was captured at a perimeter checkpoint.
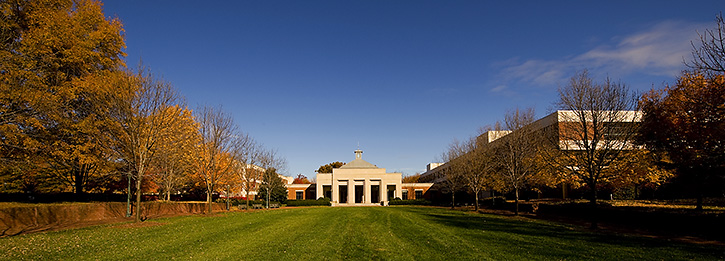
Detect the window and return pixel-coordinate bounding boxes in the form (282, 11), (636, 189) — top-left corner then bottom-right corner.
(402, 190), (408, 200)
(295, 191), (304, 200)
(415, 190), (423, 199)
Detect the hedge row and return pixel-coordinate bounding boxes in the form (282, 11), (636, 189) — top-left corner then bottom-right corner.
(389, 199), (431, 205)
(215, 198), (267, 206)
(286, 198), (331, 207)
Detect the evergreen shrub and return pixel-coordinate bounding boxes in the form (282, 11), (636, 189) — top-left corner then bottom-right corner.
(389, 199), (431, 205)
(286, 198), (331, 207)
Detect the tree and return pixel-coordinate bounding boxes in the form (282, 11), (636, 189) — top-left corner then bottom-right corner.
(608, 149), (674, 199)
(440, 138), (469, 209)
(554, 70), (639, 228)
(258, 168), (287, 207)
(687, 13), (725, 75)
(491, 108), (543, 215)
(639, 72), (725, 209)
(0, 0), (125, 194)
(230, 133), (263, 208)
(111, 68), (182, 222)
(461, 137), (497, 212)
(195, 106), (240, 214)
(402, 173), (421, 183)
(151, 106), (199, 201)
(316, 162), (344, 173)
(293, 174), (311, 184)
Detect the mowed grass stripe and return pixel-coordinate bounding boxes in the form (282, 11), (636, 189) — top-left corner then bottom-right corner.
(2, 206), (723, 260)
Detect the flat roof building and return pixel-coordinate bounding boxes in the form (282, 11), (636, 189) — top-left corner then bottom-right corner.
(286, 149), (433, 206)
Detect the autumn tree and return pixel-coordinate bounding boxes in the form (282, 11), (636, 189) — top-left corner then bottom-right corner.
(608, 149), (673, 199)
(402, 173), (421, 183)
(554, 70), (639, 228)
(316, 161), (344, 173)
(461, 136), (497, 211)
(0, 0), (125, 194)
(440, 138), (469, 209)
(293, 174), (311, 184)
(639, 72), (725, 209)
(111, 68), (182, 222)
(151, 106), (199, 201)
(490, 108), (544, 215)
(195, 106), (242, 214)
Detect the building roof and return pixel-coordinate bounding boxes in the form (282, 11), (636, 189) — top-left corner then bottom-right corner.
(339, 149), (379, 169)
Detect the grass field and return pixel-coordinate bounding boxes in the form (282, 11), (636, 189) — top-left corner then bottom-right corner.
(2, 206), (723, 260)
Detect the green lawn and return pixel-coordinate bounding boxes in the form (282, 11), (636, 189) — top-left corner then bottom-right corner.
(2, 206), (722, 260)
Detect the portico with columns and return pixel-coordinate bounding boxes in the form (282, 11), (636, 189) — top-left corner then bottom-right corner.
(315, 150), (403, 206)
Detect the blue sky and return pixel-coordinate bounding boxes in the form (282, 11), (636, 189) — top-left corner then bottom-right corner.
(102, 1), (723, 178)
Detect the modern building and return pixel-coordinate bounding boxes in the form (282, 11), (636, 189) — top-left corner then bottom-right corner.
(286, 149), (434, 206)
(420, 110), (642, 199)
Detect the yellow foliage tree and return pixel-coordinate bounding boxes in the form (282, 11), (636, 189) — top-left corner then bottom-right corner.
(609, 149), (673, 198)
(0, 0), (125, 194)
(151, 106), (200, 201)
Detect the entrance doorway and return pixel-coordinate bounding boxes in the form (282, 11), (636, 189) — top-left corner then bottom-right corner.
(355, 185), (364, 203)
(387, 185), (396, 201)
(323, 185), (331, 199)
(371, 185), (380, 203)
(338, 185), (348, 203)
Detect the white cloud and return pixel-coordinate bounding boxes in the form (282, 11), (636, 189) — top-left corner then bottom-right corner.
(496, 20), (709, 89)
(490, 85), (508, 92)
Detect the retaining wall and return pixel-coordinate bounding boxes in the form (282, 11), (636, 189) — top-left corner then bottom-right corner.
(0, 202), (227, 236)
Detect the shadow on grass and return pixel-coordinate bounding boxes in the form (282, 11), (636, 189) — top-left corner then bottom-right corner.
(406, 207), (724, 259)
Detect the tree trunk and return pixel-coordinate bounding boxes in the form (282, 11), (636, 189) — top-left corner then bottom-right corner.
(135, 174), (142, 222)
(74, 168), (85, 201)
(696, 193), (704, 211)
(589, 182), (598, 229)
(514, 188), (520, 216)
(207, 184), (213, 214)
(474, 190), (479, 211)
(451, 192), (455, 209)
(74, 170), (84, 195)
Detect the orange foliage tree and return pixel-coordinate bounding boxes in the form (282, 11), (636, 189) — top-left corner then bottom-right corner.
(293, 174), (311, 184)
(639, 72), (725, 209)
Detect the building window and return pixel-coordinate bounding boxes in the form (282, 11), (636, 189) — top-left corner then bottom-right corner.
(415, 190), (423, 199)
(402, 190), (408, 200)
(296, 191), (304, 200)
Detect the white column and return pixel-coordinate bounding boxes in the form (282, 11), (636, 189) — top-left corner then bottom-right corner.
(381, 182), (387, 201)
(364, 179), (371, 204)
(332, 179), (338, 203)
(348, 179), (355, 204)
